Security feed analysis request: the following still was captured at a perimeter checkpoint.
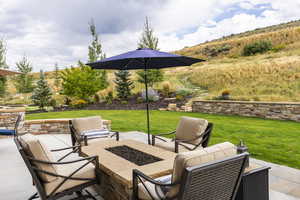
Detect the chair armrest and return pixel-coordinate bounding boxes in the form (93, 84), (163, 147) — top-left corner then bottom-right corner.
(133, 169), (178, 187)
(155, 131), (176, 137)
(152, 131), (175, 145)
(50, 145), (81, 152)
(28, 155), (98, 165)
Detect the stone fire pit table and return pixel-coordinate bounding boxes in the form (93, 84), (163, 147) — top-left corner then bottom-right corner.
(81, 139), (177, 200)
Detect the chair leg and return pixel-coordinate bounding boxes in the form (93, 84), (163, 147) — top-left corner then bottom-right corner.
(84, 189), (97, 200)
(28, 192), (39, 200)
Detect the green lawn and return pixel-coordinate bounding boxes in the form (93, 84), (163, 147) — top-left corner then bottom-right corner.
(26, 110), (300, 169)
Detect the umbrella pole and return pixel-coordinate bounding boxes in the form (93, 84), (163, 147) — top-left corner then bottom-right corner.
(144, 67), (151, 145)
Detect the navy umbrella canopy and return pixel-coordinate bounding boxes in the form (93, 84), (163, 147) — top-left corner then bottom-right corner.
(87, 48), (205, 145)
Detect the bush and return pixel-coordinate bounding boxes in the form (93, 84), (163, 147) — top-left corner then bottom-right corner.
(94, 94), (100, 103)
(121, 100), (128, 104)
(105, 90), (114, 104)
(71, 99), (87, 108)
(271, 44), (286, 52)
(175, 89), (192, 101)
(49, 99), (57, 108)
(161, 81), (172, 97)
(242, 40), (272, 56)
(141, 88), (159, 102)
(221, 90), (230, 96)
(137, 97), (144, 103)
(176, 89), (192, 97)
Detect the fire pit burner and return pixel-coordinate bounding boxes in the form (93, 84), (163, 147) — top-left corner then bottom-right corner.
(105, 145), (162, 166)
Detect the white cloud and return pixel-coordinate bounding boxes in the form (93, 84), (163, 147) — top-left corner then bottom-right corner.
(0, 0), (300, 71)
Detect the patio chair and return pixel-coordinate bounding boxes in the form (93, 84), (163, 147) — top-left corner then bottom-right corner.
(133, 142), (249, 200)
(152, 116), (213, 153)
(69, 116), (119, 146)
(14, 133), (100, 200)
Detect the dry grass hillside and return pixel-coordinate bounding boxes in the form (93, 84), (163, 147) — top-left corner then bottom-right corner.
(3, 20), (300, 105)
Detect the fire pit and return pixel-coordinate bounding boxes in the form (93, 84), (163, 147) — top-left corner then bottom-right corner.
(81, 139), (177, 200)
(106, 145), (162, 166)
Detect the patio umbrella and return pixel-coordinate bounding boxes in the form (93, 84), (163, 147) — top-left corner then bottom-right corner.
(87, 48), (205, 145)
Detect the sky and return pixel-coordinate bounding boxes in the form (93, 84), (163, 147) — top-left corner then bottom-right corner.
(1, 0), (300, 72)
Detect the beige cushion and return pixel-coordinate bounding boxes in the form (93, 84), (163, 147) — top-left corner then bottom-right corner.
(175, 117), (208, 145)
(20, 134), (58, 183)
(80, 137), (115, 145)
(44, 160), (95, 195)
(72, 116), (103, 135)
(168, 142), (237, 197)
(138, 174), (171, 200)
(155, 138), (203, 153)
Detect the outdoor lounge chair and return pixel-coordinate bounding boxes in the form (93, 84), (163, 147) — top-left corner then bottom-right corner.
(70, 116), (119, 146)
(14, 133), (99, 200)
(152, 116), (213, 153)
(133, 142), (248, 200)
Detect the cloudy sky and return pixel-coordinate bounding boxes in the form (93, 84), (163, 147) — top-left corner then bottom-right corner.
(1, 0), (300, 72)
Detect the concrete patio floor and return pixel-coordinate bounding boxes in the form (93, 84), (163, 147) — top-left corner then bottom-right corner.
(0, 132), (299, 200)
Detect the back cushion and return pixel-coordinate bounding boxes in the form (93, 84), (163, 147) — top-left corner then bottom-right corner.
(20, 134), (58, 183)
(175, 117), (208, 145)
(72, 116), (103, 135)
(168, 142), (237, 197)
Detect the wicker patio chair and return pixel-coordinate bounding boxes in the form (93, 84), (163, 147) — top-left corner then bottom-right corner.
(69, 116), (119, 146)
(152, 116), (213, 153)
(14, 133), (100, 200)
(133, 142), (248, 200)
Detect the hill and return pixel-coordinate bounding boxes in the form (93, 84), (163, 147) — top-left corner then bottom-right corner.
(3, 19), (300, 105)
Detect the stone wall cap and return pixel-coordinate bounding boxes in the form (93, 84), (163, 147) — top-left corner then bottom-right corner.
(193, 100), (300, 105)
(0, 107), (25, 113)
(25, 118), (111, 124)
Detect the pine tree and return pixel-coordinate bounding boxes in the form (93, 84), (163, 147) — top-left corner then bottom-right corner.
(0, 39), (8, 97)
(137, 17), (164, 87)
(53, 63), (61, 89)
(114, 70), (134, 100)
(88, 19), (108, 88)
(31, 70), (52, 109)
(14, 56), (35, 93)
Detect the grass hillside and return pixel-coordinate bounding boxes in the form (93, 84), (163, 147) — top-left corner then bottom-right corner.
(3, 20), (300, 104)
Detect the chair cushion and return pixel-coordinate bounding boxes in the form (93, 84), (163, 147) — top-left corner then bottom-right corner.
(82, 129), (110, 138)
(81, 137), (115, 145)
(175, 117), (208, 145)
(72, 116), (103, 135)
(138, 174), (171, 200)
(168, 142), (237, 197)
(44, 159), (95, 195)
(20, 134), (58, 183)
(155, 138), (203, 153)
(0, 129), (15, 135)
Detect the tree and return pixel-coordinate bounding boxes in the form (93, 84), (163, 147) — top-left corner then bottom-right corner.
(114, 70), (134, 100)
(137, 17), (164, 87)
(53, 63), (61, 89)
(31, 70), (52, 109)
(60, 62), (107, 101)
(88, 19), (108, 88)
(136, 69), (164, 87)
(14, 56), (35, 93)
(0, 39), (8, 97)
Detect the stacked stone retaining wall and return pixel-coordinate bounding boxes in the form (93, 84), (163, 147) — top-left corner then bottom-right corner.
(192, 100), (300, 122)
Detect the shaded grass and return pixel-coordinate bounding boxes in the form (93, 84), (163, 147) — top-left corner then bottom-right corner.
(26, 110), (300, 169)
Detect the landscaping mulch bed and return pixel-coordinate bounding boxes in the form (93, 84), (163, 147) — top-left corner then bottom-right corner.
(26, 97), (188, 114)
